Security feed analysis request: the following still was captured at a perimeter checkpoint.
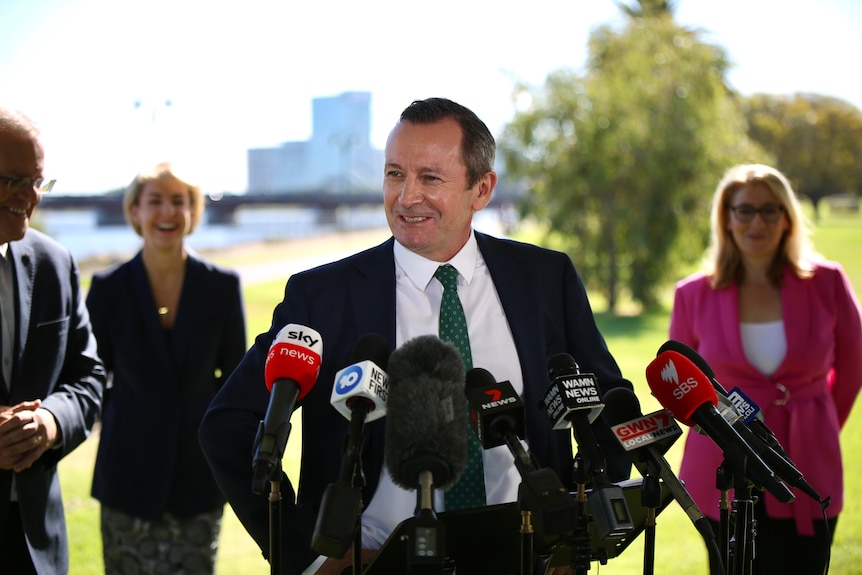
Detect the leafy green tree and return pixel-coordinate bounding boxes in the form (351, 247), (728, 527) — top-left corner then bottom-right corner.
(744, 93), (862, 219)
(501, 8), (761, 312)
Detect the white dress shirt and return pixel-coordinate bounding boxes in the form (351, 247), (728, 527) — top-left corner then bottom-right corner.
(360, 230), (525, 548)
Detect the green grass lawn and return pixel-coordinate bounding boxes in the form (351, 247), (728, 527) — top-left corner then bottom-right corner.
(59, 207), (862, 574)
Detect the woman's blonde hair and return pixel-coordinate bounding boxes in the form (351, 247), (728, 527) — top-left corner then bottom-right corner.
(706, 164), (817, 289)
(123, 161), (204, 236)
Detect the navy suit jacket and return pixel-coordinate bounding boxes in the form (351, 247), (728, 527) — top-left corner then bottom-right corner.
(200, 232), (631, 574)
(0, 229), (106, 575)
(86, 251), (246, 520)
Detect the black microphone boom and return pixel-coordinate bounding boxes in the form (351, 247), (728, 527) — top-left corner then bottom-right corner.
(659, 340), (823, 503)
(603, 387), (726, 575)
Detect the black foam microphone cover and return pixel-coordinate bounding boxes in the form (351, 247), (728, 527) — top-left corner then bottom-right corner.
(384, 335), (468, 491)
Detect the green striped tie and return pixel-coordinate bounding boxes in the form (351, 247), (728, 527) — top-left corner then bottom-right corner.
(435, 264), (486, 510)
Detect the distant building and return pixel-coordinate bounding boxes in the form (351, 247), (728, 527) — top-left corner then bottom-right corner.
(247, 91), (383, 194)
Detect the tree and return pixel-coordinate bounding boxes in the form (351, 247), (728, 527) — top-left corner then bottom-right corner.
(743, 93), (862, 219)
(501, 7), (761, 312)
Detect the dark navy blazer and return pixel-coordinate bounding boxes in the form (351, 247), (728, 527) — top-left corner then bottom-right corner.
(87, 251), (246, 520)
(0, 229), (105, 575)
(200, 232), (631, 574)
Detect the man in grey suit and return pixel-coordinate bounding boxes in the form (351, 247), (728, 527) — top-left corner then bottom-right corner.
(0, 106), (106, 574)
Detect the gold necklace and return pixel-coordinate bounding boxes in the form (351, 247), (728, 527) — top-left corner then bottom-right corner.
(158, 306), (169, 316)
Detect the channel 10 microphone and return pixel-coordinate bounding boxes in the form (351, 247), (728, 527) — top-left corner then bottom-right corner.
(543, 353), (633, 541)
(252, 324), (323, 488)
(467, 367), (576, 546)
(645, 350), (794, 503)
(312, 334), (390, 558)
(330, 333), (390, 423)
(384, 335), (468, 572)
(657, 340), (823, 503)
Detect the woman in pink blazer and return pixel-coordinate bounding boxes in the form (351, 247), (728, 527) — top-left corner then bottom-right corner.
(670, 164), (862, 575)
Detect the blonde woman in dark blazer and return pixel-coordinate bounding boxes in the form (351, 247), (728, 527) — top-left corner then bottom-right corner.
(86, 162), (246, 573)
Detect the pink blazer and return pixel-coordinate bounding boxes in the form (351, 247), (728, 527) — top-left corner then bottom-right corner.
(669, 260), (862, 535)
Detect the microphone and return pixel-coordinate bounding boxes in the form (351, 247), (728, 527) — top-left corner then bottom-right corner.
(602, 388), (718, 540)
(543, 353), (633, 540)
(384, 335), (468, 571)
(252, 324), (323, 489)
(466, 367), (576, 548)
(330, 333), (390, 423)
(312, 334), (391, 558)
(645, 350), (795, 503)
(658, 340), (823, 503)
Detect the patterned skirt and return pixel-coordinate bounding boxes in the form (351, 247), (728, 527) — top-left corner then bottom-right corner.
(100, 505), (223, 575)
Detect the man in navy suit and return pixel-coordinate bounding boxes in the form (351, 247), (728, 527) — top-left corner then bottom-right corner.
(200, 98), (632, 575)
(0, 107), (105, 574)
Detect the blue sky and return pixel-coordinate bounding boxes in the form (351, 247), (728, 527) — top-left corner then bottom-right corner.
(2, 0), (860, 194)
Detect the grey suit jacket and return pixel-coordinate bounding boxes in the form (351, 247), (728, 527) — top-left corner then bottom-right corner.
(0, 229), (106, 575)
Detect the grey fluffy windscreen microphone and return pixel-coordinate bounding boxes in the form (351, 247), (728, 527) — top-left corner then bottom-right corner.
(384, 334), (468, 491)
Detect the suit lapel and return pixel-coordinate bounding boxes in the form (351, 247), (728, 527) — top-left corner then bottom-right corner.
(129, 254), (175, 374)
(777, 268), (808, 377)
(347, 239), (397, 347)
(170, 255), (199, 369)
(10, 240), (34, 361)
(7, 240), (35, 399)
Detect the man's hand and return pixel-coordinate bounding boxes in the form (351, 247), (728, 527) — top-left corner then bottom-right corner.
(315, 547), (378, 575)
(0, 399), (59, 471)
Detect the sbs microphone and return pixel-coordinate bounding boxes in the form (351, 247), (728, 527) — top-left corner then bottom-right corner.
(658, 340), (823, 503)
(253, 324), (323, 488)
(312, 334), (391, 558)
(645, 350), (794, 503)
(543, 353), (633, 540)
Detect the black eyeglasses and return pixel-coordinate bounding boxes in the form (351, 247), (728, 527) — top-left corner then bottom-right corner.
(729, 203), (785, 224)
(0, 175), (56, 194)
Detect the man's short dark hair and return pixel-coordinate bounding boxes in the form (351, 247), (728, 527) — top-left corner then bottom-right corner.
(399, 98), (496, 188)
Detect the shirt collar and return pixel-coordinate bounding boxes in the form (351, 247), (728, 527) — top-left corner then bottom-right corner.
(393, 230), (479, 290)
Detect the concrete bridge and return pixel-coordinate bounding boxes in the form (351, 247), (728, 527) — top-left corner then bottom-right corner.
(38, 188), (520, 227)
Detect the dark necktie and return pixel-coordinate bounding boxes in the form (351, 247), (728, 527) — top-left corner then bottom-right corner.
(435, 264), (486, 510)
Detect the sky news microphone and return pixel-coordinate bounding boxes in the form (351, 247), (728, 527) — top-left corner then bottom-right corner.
(313, 333), (391, 558)
(543, 353), (633, 540)
(252, 324), (323, 487)
(658, 340), (823, 503)
(384, 335), (468, 572)
(645, 350), (795, 503)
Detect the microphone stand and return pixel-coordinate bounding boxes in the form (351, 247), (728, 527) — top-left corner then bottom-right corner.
(640, 474), (661, 575)
(571, 455), (593, 575)
(520, 511), (534, 575)
(269, 463), (283, 575)
(310, 405), (368, 572)
(730, 475), (757, 575)
(716, 463), (733, 573)
(716, 459), (756, 575)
